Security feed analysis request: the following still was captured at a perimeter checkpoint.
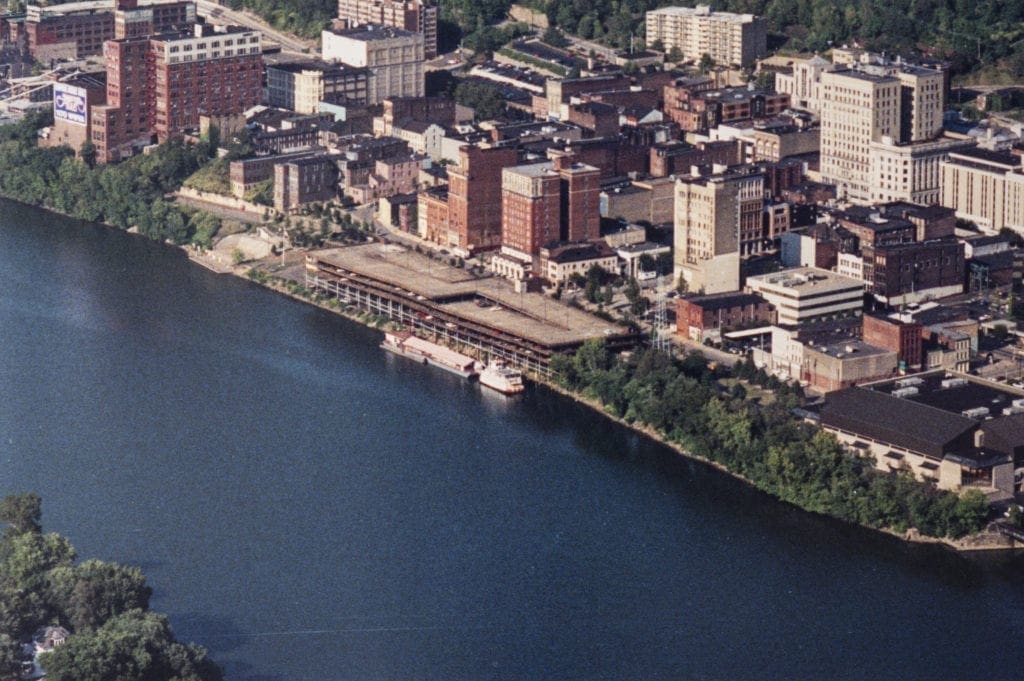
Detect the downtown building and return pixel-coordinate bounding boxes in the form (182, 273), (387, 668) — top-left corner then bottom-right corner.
(940, 147), (1024, 234)
(24, 0), (195, 61)
(266, 60), (371, 113)
(90, 4), (262, 163)
(815, 59), (965, 205)
(673, 167), (764, 295)
(644, 4), (766, 67)
(492, 156), (601, 281)
(336, 0), (436, 58)
(322, 24), (423, 104)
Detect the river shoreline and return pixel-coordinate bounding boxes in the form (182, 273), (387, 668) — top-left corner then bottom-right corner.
(3, 195), (1020, 554)
(226, 249), (1023, 555)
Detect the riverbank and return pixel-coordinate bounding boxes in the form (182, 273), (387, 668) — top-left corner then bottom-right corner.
(2, 193), (1018, 553)
(211, 244), (1022, 554)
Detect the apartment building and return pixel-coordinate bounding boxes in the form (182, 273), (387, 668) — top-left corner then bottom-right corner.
(645, 5), (766, 67)
(336, 0), (436, 58)
(322, 25), (423, 103)
(673, 167), (764, 294)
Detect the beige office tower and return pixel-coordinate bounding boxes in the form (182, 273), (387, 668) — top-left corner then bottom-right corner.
(820, 64), (946, 204)
(673, 169), (764, 295)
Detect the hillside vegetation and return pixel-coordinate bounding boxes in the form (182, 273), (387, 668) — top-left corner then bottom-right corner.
(231, 0), (1024, 77)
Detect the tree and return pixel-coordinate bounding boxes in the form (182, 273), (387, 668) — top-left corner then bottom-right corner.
(667, 46), (683, 63)
(649, 38), (665, 52)
(698, 53), (715, 74)
(79, 140), (97, 168)
(542, 26), (569, 48)
(454, 80), (506, 120)
(0, 492), (42, 538)
(49, 560), (153, 633)
(41, 610), (223, 681)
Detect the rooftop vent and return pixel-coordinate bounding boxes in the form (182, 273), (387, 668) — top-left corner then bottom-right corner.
(892, 387), (919, 398)
(940, 378), (967, 389)
(962, 406), (990, 419)
(898, 377), (924, 388)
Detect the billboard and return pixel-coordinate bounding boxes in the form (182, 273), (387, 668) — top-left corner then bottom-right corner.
(54, 84), (88, 126)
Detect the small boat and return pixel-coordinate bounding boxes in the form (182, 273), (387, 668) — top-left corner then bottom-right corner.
(478, 359), (525, 394)
(381, 331), (478, 379)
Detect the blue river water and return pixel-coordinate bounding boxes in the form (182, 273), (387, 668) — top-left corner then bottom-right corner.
(2, 198), (1024, 680)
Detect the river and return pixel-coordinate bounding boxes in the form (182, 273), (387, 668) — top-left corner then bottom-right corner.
(2, 199), (1024, 680)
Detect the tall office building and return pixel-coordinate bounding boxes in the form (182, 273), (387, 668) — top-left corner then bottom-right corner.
(336, 0), (436, 58)
(644, 5), (766, 67)
(673, 168), (764, 294)
(322, 25), (423, 103)
(820, 63), (947, 204)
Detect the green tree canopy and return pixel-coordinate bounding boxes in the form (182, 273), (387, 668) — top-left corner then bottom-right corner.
(40, 610), (223, 681)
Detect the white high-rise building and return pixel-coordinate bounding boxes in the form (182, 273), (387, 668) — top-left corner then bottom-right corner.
(645, 5), (766, 68)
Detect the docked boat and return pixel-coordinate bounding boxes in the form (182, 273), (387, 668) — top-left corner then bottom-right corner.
(381, 331), (478, 379)
(478, 359), (525, 394)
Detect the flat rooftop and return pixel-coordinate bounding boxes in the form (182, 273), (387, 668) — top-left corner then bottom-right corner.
(310, 244), (627, 347)
(866, 370), (1024, 419)
(747, 267), (864, 295)
(807, 339), (893, 360)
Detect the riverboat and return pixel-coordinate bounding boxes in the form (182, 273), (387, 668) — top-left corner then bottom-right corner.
(381, 331), (478, 378)
(478, 359), (526, 394)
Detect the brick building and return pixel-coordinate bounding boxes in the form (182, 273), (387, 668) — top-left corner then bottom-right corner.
(500, 156), (600, 258)
(42, 72), (107, 153)
(417, 186), (449, 242)
(91, 21), (262, 163)
(565, 101), (619, 138)
(25, 0), (195, 61)
(676, 292), (773, 342)
(274, 154), (341, 212)
(443, 144), (518, 253)
(649, 139), (740, 178)
(862, 238), (965, 306)
(862, 313), (923, 371)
